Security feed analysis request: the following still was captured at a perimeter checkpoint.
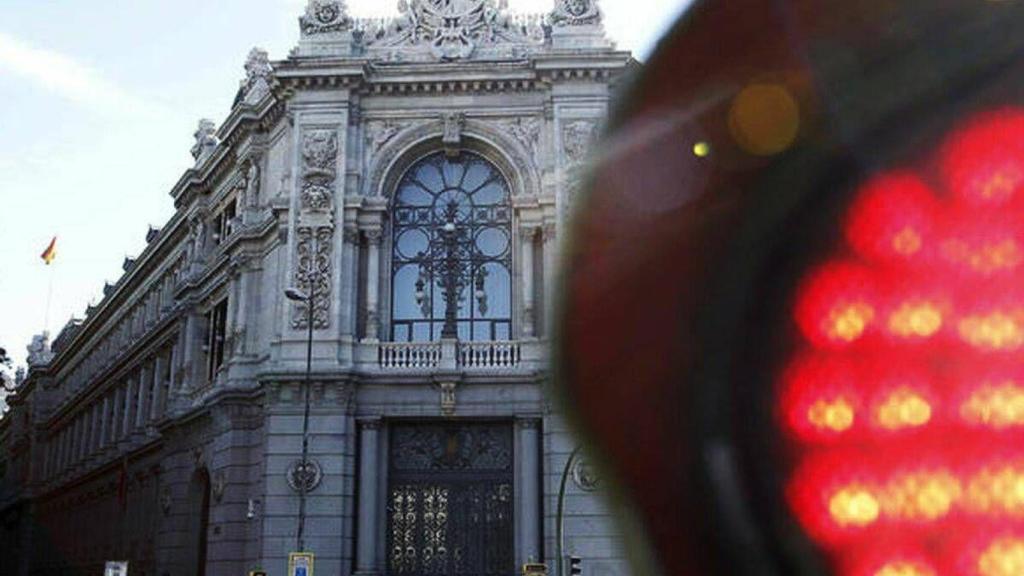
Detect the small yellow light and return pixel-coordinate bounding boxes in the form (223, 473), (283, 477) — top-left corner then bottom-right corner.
(965, 464), (1024, 516)
(692, 141), (711, 158)
(876, 389), (932, 430)
(942, 240), (1023, 274)
(962, 383), (1024, 428)
(875, 561), (936, 576)
(829, 485), (880, 527)
(807, 398), (855, 432)
(881, 471), (960, 520)
(978, 537), (1024, 576)
(888, 302), (943, 338)
(958, 312), (1024, 350)
(826, 303), (874, 342)
(892, 227), (923, 256)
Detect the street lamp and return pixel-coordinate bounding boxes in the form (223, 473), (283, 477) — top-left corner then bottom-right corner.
(416, 200), (490, 339)
(284, 282), (315, 553)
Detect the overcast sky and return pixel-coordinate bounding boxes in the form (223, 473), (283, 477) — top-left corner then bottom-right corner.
(0, 0), (691, 368)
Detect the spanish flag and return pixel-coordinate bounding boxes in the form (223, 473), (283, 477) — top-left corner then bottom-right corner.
(40, 237), (57, 265)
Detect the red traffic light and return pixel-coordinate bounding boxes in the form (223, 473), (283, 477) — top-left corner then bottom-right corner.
(556, 1), (1024, 575)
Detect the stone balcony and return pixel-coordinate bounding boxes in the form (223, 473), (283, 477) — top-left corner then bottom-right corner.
(363, 338), (546, 372)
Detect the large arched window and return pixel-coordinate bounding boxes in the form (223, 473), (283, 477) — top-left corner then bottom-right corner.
(391, 151), (513, 342)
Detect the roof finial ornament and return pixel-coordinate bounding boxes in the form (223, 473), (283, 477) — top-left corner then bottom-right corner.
(300, 0), (353, 35)
(551, 0), (602, 27)
(191, 119), (220, 163)
(240, 47), (273, 105)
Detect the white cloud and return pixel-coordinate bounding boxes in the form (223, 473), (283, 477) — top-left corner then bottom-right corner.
(0, 31), (156, 116)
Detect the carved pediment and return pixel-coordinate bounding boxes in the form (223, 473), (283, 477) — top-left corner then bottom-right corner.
(338, 0), (549, 62)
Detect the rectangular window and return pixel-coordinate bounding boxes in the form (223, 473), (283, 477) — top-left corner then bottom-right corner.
(205, 299), (229, 380)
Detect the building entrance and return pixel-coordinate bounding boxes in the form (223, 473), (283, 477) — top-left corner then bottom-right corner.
(387, 422), (514, 576)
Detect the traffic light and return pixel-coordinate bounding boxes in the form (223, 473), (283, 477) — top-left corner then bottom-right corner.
(556, 1), (1024, 575)
(567, 555), (582, 576)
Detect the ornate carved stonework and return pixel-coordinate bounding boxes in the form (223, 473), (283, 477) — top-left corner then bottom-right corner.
(439, 381), (457, 416)
(300, 0), (353, 35)
(302, 184), (333, 212)
(287, 459), (323, 493)
(442, 111), (466, 154)
(365, 120), (401, 154)
(240, 47), (273, 105)
(496, 116), (542, 160)
(26, 333), (53, 367)
(301, 130), (339, 182)
(562, 119), (597, 165)
(359, 0), (546, 61)
(244, 160), (261, 210)
(293, 129), (339, 330)
(292, 226), (333, 329)
(211, 470), (227, 503)
(551, 0), (602, 26)
(191, 119), (220, 162)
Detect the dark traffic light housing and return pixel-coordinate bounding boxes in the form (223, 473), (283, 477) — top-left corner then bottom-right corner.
(556, 1), (1024, 576)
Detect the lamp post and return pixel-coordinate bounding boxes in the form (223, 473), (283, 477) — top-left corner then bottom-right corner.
(414, 200), (489, 339)
(284, 281), (315, 553)
(556, 445), (582, 576)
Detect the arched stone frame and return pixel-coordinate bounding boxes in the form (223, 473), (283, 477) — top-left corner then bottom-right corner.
(364, 118), (542, 342)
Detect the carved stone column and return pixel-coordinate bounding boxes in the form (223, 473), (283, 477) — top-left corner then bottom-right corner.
(517, 418), (541, 564)
(341, 225), (360, 338)
(364, 228), (383, 342)
(356, 418), (382, 576)
(135, 363), (151, 431)
(542, 223), (558, 337)
(152, 352), (167, 420)
(521, 226), (538, 338)
(99, 395), (110, 449)
(122, 379), (135, 442)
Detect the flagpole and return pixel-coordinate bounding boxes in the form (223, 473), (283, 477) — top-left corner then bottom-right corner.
(43, 263), (55, 335)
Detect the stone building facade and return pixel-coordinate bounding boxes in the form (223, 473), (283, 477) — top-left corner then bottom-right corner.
(0, 1), (634, 575)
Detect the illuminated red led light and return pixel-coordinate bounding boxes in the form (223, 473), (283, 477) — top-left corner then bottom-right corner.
(780, 107), (1024, 575)
(941, 109), (1024, 210)
(845, 173), (941, 268)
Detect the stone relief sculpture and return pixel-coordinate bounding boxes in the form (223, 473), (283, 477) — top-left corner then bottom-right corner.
(496, 116), (542, 161)
(240, 47), (273, 105)
(365, 120), (401, 154)
(561, 119), (599, 215)
(562, 119), (597, 165)
(551, 0), (602, 26)
(358, 0), (547, 61)
(442, 111), (466, 154)
(243, 160), (261, 210)
(300, 0), (353, 35)
(292, 129), (338, 330)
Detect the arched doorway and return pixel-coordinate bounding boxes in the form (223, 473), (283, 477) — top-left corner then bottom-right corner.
(185, 468), (211, 576)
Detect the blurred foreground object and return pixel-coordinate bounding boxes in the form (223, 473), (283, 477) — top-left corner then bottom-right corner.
(557, 1), (1024, 575)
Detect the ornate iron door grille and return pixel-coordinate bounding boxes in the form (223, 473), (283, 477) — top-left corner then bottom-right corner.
(387, 423), (514, 576)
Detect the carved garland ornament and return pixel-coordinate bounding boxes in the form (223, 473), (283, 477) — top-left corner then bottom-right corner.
(292, 130), (338, 330)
